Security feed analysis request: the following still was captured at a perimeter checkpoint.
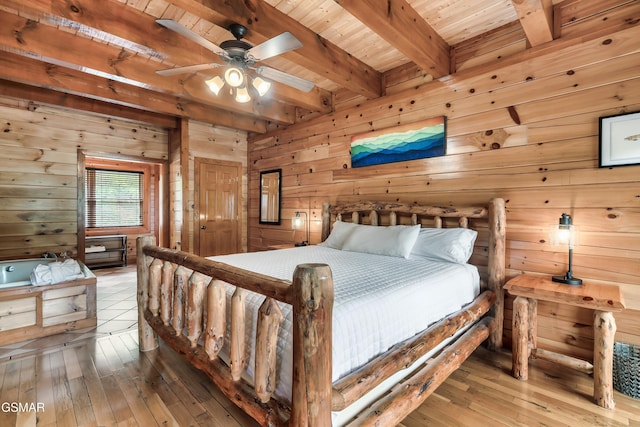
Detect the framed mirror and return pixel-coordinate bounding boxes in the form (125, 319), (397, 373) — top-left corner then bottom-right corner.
(259, 169), (281, 224)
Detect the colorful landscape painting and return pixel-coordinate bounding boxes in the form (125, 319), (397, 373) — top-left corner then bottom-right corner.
(350, 116), (446, 168)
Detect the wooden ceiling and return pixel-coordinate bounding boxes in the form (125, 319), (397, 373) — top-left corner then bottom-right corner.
(0, 0), (563, 133)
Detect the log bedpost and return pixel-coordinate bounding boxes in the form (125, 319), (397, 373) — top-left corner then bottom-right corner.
(487, 197), (506, 350)
(290, 264), (334, 427)
(136, 235), (158, 351)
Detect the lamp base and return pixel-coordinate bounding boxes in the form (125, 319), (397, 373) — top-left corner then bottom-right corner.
(552, 275), (583, 286)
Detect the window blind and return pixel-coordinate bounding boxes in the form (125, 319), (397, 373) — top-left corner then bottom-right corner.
(85, 168), (143, 228)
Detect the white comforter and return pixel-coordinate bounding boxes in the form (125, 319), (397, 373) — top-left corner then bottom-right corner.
(210, 245), (480, 402)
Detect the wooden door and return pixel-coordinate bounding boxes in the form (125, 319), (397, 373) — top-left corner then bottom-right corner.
(196, 158), (241, 256)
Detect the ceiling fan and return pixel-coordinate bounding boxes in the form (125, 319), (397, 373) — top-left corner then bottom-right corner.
(155, 19), (315, 101)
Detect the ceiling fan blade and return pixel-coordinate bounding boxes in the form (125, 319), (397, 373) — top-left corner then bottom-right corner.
(255, 66), (314, 92)
(247, 32), (302, 62)
(156, 19), (227, 57)
(156, 63), (222, 76)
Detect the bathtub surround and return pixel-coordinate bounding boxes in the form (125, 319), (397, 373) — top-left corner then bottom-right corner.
(0, 260), (96, 345)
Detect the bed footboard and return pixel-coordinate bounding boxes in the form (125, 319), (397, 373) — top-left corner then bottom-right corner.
(136, 236), (334, 426)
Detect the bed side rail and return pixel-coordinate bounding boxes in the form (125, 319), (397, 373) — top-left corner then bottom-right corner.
(331, 290), (495, 411)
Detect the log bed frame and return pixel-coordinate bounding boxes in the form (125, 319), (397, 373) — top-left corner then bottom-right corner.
(136, 198), (506, 426)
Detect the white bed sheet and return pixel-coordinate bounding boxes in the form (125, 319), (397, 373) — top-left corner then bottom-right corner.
(210, 245), (480, 404)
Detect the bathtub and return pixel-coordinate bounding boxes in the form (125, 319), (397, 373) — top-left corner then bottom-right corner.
(0, 258), (64, 289)
(0, 257), (97, 345)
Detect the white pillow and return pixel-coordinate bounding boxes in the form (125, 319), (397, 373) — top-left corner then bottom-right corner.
(410, 228), (478, 264)
(319, 221), (360, 249)
(341, 224), (421, 258)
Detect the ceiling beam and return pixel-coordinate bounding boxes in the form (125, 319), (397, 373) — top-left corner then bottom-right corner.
(335, 0), (450, 79)
(511, 0), (554, 47)
(0, 79), (179, 129)
(19, 0), (332, 114)
(165, 0), (383, 99)
(0, 52), (267, 133)
(0, 9), (295, 125)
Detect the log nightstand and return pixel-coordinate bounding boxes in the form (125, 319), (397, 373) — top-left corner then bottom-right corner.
(504, 274), (625, 409)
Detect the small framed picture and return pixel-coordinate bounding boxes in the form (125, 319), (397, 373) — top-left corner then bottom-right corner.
(599, 111), (640, 167)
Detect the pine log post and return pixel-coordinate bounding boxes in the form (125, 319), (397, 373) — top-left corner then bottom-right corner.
(321, 203), (331, 241)
(255, 297), (283, 403)
(205, 279), (226, 360)
(172, 266), (189, 336)
(230, 287), (247, 381)
(290, 264), (333, 427)
(512, 296), (529, 380)
(187, 273), (206, 348)
(136, 235), (158, 351)
(148, 258), (162, 316)
(160, 261), (174, 326)
(594, 310), (616, 409)
(487, 197), (506, 350)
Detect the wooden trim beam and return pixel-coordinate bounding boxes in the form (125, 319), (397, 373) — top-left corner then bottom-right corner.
(0, 53), (266, 133)
(167, 0), (382, 99)
(335, 0), (450, 79)
(0, 79), (177, 129)
(512, 0), (554, 47)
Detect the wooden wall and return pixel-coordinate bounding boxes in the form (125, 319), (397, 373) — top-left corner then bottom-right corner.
(248, 13), (640, 355)
(0, 101), (248, 265)
(0, 98), (168, 262)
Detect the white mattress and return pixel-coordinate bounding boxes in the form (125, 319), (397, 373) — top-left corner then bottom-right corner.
(210, 245), (480, 404)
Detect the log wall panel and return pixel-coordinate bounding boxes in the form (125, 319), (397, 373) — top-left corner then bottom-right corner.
(248, 17), (640, 356)
(0, 102), (168, 260)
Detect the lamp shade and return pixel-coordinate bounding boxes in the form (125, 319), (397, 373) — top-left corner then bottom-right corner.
(235, 86), (251, 103)
(205, 76), (225, 95)
(551, 212), (582, 285)
(224, 67), (244, 87)
(252, 76), (271, 96)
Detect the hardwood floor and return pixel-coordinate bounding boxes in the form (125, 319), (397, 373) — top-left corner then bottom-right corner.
(0, 266), (638, 426)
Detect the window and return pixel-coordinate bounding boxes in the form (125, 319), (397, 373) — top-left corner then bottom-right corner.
(85, 168), (144, 228)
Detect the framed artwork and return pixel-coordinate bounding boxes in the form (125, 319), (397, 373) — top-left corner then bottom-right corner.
(350, 116), (446, 168)
(599, 111), (640, 167)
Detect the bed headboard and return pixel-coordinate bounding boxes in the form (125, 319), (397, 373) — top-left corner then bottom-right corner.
(321, 198), (506, 348)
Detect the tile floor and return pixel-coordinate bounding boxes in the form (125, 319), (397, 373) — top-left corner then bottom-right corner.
(0, 265), (138, 361)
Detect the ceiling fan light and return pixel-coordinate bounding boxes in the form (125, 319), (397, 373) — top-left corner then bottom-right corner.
(224, 67), (244, 87)
(235, 86), (251, 103)
(252, 76), (271, 96)
(205, 76), (225, 95)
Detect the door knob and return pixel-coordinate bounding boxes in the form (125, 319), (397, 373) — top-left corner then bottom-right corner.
(200, 225), (206, 229)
